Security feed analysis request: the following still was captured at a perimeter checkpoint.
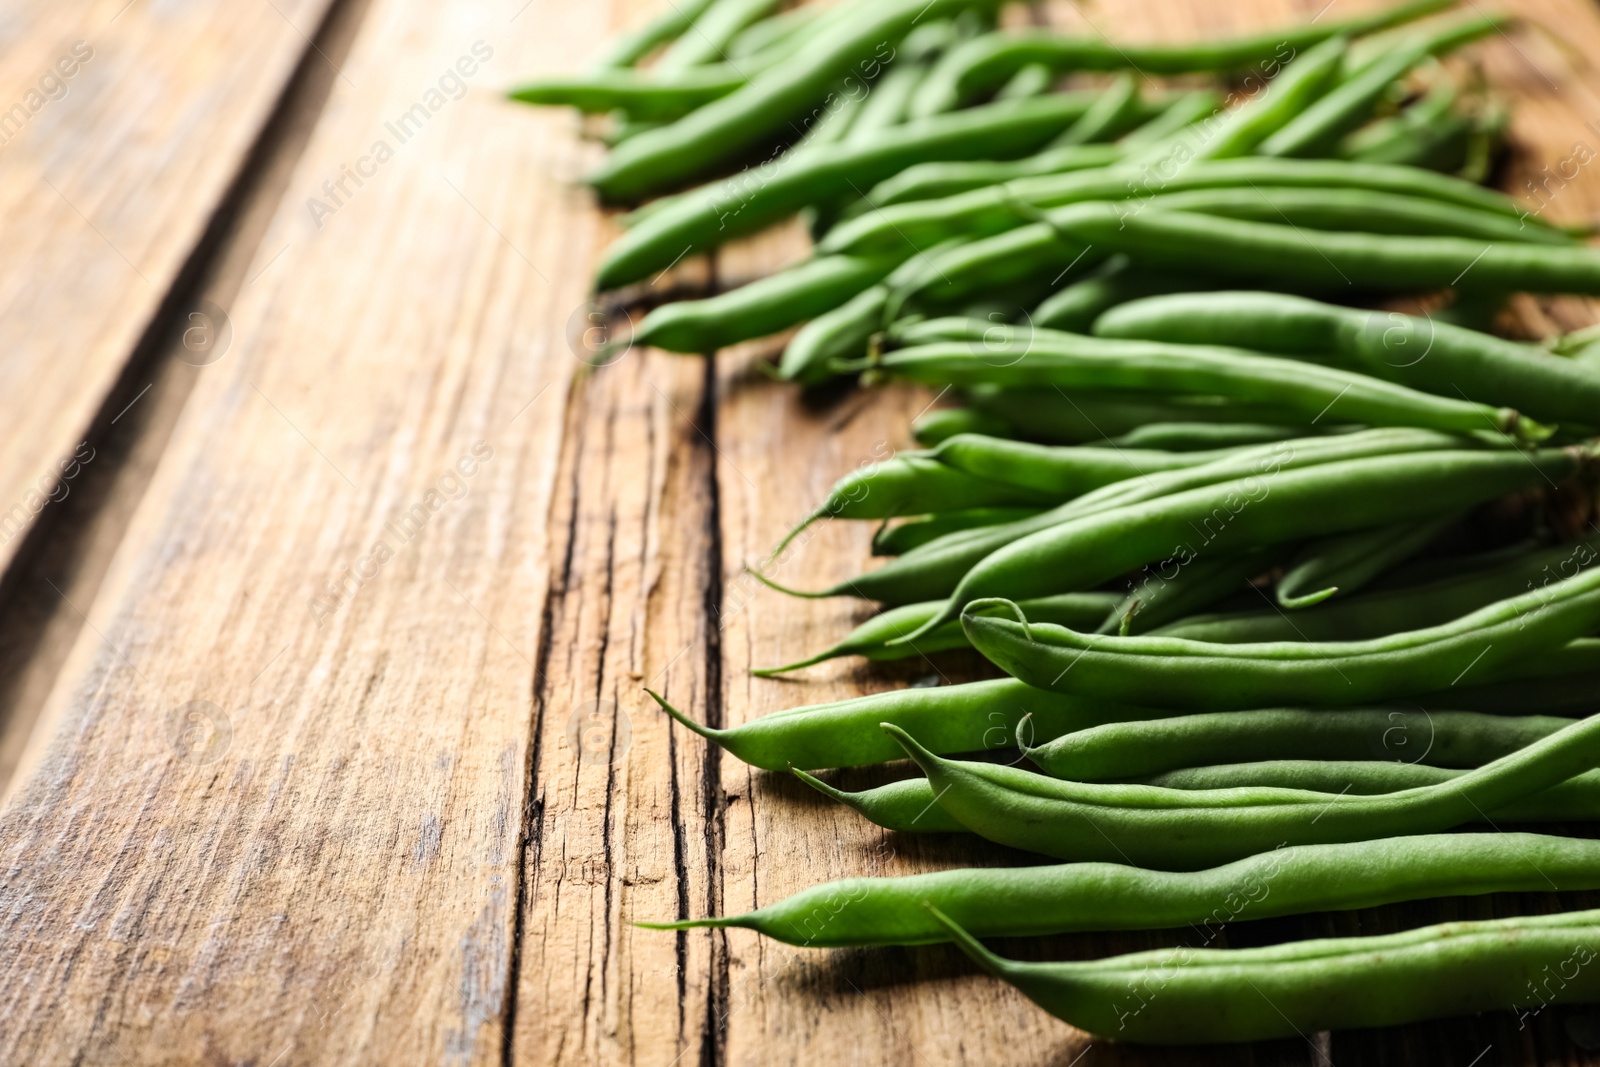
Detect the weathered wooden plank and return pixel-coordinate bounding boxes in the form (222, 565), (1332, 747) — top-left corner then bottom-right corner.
(0, 0), (338, 583)
(0, 0), (608, 1061)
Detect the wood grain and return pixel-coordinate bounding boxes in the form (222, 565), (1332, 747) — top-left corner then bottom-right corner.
(0, 0), (607, 1061)
(7, 0), (1600, 1064)
(0, 0), (338, 584)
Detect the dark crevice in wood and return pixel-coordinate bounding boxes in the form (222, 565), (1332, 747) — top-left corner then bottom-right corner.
(696, 343), (729, 1067)
(0, 0), (377, 796)
(504, 372), (587, 1067)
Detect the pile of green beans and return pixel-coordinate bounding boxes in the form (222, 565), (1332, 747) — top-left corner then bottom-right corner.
(518, 0), (1600, 1047)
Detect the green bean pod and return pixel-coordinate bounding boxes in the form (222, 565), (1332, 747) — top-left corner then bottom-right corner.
(871, 507), (1044, 556)
(1092, 422), (1305, 451)
(812, 430), (1496, 605)
(853, 143), (1126, 213)
(643, 833), (1600, 947)
(883, 709), (1600, 867)
(860, 335), (1536, 438)
(1259, 15), (1504, 158)
(635, 255), (898, 353)
(771, 451), (1062, 557)
(1155, 537), (1600, 644)
(1104, 546), (1279, 636)
(961, 545), (1600, 711)
(597, 91), (1093, 284)
(590, 0), (1013, 200)
(753, 592), (1118, 675)
(654, 0), (784, 72)
(910, 406), (1012, 445)
(1047, 71), (1142, 147)
(1032, 258), (1200, 332)
(912, 0), (1452, 115)
(822, 155), (1543, 261)
(1275, 512), (1459, 608)
(589, 0), (720, 69)
(1030, 708), (1571, 781)
(808, 748), (1600, 835)
(1096, 291), (1600, 426)
(779, 240), (969, 382)
(958, 383), (1318, 445)
(1185, 35), (1347, 163)
(647, 678), (1164, 771)
(508, 66), (748, 120)
(934, 904), (1600, 1044)
(1061, 205), (1600, 296)
(928, 433), (1228, 495)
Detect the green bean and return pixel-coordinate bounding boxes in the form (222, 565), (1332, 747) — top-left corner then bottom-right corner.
(858, 334), (1538, 438)
(777, 428), (1222, 556)
(1344, 81), (1476, 171)
(794, 77), (872, 151)
(806, 751), (1600, 835)
(1149, 760), (1600, 825)
(1158, 186), (1567, 244)
(964, 388), (1275, 445)
(798, 430), (1488, 605)
(655, 0), (783, 72)
(1059, 204), (1600, 296)
(1429, 638), (1600, 716)
(589, 0), (1014, 202)
(1030, 707), (1570, 781)
(836, 18), (960, 143)
(1158, 537), (1600, 644)
(895, 194), (1577, 312)
(910, 406), (1011, 445)
(823, 155), (1542, 260)
(883, 708), (1600, 866)
(871, 507), (1043, 556)
(928, 433), (1229, 495)
(850, 143), (1128, 214)
(1032, 258), (1198, 333)
(933, 904), (1600, 1044)
(994, 61), (1053, 101)
(726, 7), (818, 60)
(1186, 35), (1347, 163)
(772, 451), (1061, 555)
(796, 771), (966, 832)
(634, 254), (897, 353)
(962, 542), (1600, 711)
(1091, 422), (1307, 451)
(1104, 546), (1279, 636)
(927, 447), (1579, 637)
(1049, 72), (1142, 147)
(590, 0), (719, 69)
(779, 241), (969, 382)
(1096, 291), (1600, 426)
(911, 0), (1453, 116)
(646, 677), (1163, 771)
(508, 66), (748, 121)
(644, 832), (1600, 948)
(752, 592), (1117, 675)
(597, 94), (1093, 286)
(1276, 512), (1460, 608)
(1260, 16), (1503, 158)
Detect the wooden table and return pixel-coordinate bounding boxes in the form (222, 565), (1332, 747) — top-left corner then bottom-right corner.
(4, 0), (1600, 1063)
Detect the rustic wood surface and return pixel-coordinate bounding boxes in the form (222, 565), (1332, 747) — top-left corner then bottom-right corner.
(4, 0), (1600, 1064)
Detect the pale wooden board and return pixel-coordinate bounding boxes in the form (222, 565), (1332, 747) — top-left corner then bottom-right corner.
(0, 0), (612, 1061)
(0, 0), (338, 582)
(8, 0), (1600, 1064)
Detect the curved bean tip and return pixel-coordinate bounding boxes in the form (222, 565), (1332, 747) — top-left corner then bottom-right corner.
(743, 563), (834, 599)
(645, 687), (724, 742)
(962, 597), (1035, 641)
(879, 721), (941, 770)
